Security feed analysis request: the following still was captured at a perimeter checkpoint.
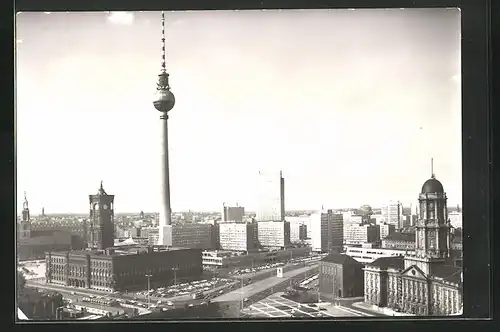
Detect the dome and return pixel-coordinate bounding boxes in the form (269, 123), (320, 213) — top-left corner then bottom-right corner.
(421, 177), (444, 194)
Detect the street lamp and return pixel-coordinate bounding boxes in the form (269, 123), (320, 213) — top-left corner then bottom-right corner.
(145, 274), (152, 308)
(172, 267), (179, 286)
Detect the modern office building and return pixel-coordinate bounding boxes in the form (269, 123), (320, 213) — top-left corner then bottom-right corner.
(221, 204), (245, 222)
(169, 224), (214, 250)
(255, 170), (285, 222)
(344, 246), (408, 264)
(343, 223), (379, 245)
(310, 210), (343, 253)
(364, 169), (463, 316)
(378, 223), (396, 241)
(381, 201), (403, 229)
(290, 222), (307, 242)
(45, 246), (202, 292)
(218, 222), (257, 252)
(257, 221), (290, 249)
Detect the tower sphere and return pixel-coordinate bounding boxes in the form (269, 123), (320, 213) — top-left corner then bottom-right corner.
(153, 88), (176, 113)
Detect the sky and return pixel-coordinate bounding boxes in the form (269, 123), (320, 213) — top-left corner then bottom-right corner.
(15, 9), (462, 213)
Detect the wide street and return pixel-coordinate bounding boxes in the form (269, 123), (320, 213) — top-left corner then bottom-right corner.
(212, 264), (318, 303)
(242, 293), (373, 318)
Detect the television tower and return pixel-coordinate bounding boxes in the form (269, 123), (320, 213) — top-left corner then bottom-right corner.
(153, 11), (176, 244)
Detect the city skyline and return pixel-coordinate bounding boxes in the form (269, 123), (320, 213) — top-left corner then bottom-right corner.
(16, 9), (461, 213)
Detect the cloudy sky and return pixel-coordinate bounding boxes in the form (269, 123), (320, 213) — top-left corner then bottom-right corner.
(15, 9), (461, 213)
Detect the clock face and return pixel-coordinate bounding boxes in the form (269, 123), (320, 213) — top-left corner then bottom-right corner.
(103, 204), (108, 210)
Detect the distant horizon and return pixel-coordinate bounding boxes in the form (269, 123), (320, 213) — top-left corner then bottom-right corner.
(16, 9), (461, 212)
(19, 204), (463, 216)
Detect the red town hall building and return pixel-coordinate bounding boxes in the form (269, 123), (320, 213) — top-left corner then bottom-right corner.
(364, 172), (463, 316)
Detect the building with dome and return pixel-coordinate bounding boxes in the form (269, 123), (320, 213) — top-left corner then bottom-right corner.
(363, 167), (463, 316)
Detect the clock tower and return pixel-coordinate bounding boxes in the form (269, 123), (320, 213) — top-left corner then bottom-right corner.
(404, 159), (452, 275)
(88, 181), (115, 249)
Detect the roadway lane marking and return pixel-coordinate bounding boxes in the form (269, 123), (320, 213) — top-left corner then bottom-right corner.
(336, 306), (374, 317)
(249, 305), (275, 318)
(332, 306), (364, 317)
(263, 302), (291, 317)
(266, 298), (318, 318)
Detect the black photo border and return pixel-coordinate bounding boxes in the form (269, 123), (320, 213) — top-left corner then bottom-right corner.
(4, 0), (494, 331)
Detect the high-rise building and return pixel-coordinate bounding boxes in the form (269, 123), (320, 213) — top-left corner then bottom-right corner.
(381, 201), (403, 229)
(310, 210), (343, 253)
(255, 170), (285, 222)
(290, 222), (307, 242)
(257, 221), (290, 249)
(378, 223), (396, 241)
(221, 204), (245, 222)
(343, 223), (379, 245)
(219, 222), (256, 252)
(87, 182), (115, 250)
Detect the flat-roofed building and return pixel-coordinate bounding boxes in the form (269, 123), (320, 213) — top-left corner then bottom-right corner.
(222, 204), (245, 222)
(218, 222), (256, 252)
(343, 223), (379, 245)
(310, 210), (343, 254)
(257, 221), (290, 249)
(45, 245), (202, 292)
(344, 246), (409, 264)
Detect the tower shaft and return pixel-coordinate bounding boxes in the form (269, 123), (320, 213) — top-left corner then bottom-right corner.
(160, 115), (172, 227)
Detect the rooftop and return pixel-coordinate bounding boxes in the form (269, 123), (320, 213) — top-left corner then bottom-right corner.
(367, 256), (405, 270)
(432, 264), (463, 285)
(383, 232), (415, 242)
(321, 253), (361, 266)
(48, 245), (192, 257)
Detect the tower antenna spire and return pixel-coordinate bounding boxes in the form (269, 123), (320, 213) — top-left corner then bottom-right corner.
(431, 158), (435, 178)
(161, 11), (166, 73)
(24, 191), (27, 201)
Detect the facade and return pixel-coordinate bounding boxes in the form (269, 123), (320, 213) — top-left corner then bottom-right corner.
(218, 222), (256, 252)
(345, 246), (409, 264)
(169, 224), (214, 249)
(87, 182), (115, 249)
(45, 246), (202, 292)
(318, 254), (364, 299)
(255, 171), (285, 222)
(344, 224), (379, 245)
(141, 226), (159, 245)
(257, 221), (291, 249)
(381, 201), (403, 229)
(381, 232), (416, 250)
(363, 173), (463, 316)
(310, 211), (343, 253)
(222, 204), (244, 222)
(379, 223), (396, 241)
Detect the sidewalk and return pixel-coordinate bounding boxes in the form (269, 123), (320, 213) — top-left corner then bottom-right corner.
(352, 302), (415, 316)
